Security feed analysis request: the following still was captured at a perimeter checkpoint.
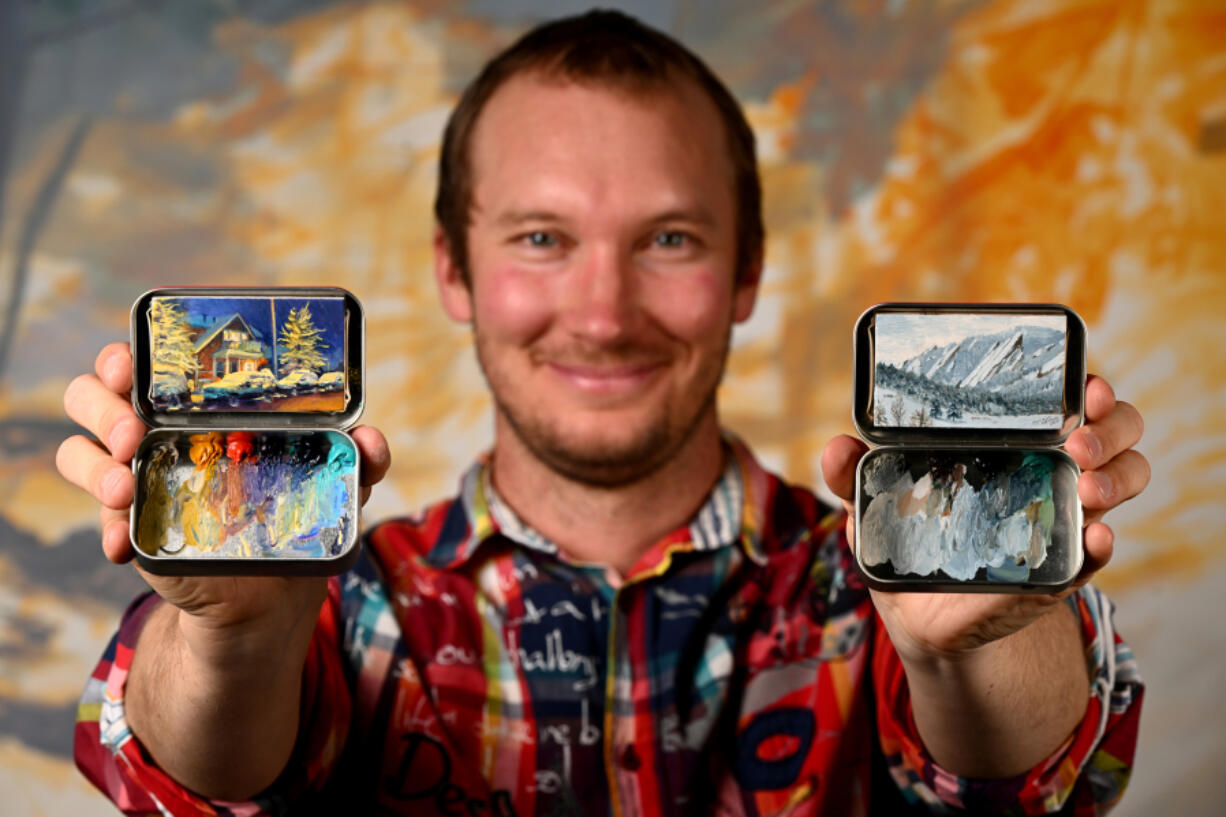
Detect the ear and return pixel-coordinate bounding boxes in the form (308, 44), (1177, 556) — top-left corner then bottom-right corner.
(434, 225), (473, 323)
(732, 251), (763, 324)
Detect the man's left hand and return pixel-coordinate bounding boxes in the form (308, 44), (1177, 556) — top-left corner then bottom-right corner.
(820, 373), (1149, 662)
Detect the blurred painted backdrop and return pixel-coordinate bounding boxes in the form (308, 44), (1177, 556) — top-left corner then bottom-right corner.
(1, 0), (1223, 813)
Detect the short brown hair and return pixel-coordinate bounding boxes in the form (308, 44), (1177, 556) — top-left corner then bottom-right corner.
(434, 9), (763, 285)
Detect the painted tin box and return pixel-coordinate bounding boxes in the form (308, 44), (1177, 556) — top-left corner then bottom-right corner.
(852, 303), (1086, 593)
(129, 287), (364, 575)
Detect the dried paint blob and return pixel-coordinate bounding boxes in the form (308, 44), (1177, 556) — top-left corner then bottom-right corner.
(135, 429), (357, 561)
(858, 449), (1078, 583)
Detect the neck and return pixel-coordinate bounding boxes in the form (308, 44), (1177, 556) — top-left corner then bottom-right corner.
(489, 412), (727, 577)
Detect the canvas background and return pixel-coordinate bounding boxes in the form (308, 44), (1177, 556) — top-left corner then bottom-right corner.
(1, 1), (1223, 813)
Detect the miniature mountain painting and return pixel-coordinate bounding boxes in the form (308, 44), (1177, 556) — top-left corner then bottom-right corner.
(148, 295), (347, 412)
(872, 312), (1067, 430)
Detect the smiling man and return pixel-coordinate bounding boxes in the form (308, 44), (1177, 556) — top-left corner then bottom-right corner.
(437, 68), (759, 574)
(61, 10), (1146, 816)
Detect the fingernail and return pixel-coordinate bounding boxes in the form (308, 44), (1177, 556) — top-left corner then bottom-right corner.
(109, 417), (134, 455)
(1093, 472), (1113, 500)
(1083, 432), (1102, 463)
(108, 423), (125, 455)
(103, 355), (124, 386)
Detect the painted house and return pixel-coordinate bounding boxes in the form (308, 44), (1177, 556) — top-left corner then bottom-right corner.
(190, 314), (268, 385)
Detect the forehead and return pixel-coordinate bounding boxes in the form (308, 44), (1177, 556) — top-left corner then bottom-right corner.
(467, 72), (735, 216)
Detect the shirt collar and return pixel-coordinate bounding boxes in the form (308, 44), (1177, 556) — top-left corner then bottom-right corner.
(426, 434), (770, 571)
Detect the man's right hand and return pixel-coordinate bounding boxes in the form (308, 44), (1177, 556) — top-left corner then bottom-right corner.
(55, 341), (391, 799)
(56, 341), (391, 619)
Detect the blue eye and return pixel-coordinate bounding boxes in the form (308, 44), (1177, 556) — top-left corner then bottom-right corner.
(524, 231), (556, 248)
(654, 231), (687, 248)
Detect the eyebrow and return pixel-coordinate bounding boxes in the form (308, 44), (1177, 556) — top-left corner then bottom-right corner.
(492, 207), (719, 229)
(493, 210), (566, 228)
(645, 207), (718, 228)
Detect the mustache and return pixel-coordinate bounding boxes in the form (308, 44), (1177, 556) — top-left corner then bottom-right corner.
(528, 342), (670, 369)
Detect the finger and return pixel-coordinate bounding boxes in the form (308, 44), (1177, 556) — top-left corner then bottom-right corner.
(95, 342), (134, 394)
(1065, 401), (1144, 470)
(1071, 522), (1114, 589)
(351, 425), (391, 488)
(1084, 374), (1116, 423)
(63, 374), (147, 462)
(820, 434), (869, 501)
(1077, 449), (1150, 513)
(56, 435), (135, 509)
(100, 506), (134, 563)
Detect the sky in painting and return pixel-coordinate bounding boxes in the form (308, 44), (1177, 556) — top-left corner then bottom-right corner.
(168, 296), (346, 372)
(874, 313), (1066, 366)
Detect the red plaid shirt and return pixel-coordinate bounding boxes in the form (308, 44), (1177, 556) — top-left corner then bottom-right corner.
(76, 439), (1143, 815)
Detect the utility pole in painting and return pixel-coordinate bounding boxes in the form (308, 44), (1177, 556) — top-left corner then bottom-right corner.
(270, 299), (278, 377)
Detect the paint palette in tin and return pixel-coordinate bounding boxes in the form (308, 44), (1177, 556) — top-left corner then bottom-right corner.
(851, 303), (1086, 593)
(129, 287), (364, 575)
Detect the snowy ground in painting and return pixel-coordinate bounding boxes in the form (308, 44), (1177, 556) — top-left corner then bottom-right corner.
(873, 386), (1062, 430)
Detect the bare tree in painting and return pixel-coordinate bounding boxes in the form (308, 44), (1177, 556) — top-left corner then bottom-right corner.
(889, 394), (906, 425)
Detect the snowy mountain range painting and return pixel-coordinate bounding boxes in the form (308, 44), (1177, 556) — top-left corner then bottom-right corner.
(873, 312), (1067, 430)
(147, 295), (348, 413)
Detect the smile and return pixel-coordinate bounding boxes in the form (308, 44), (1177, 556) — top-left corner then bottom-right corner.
(546, 361), (665, 394)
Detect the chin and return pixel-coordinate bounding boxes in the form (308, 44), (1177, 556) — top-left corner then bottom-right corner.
(499, 403), (707, 488)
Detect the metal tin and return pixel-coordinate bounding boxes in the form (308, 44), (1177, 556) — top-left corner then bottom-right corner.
(129, 287), (364, 575)
(855, 446), (1083, 593)
(851, 303), (1087, 593)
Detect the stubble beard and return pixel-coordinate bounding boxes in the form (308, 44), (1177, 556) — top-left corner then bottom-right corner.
(475, 330), (731, 490)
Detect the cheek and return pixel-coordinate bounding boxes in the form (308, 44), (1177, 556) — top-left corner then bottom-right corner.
(473, 264), (555, 343)
(645, 271), (734, 339)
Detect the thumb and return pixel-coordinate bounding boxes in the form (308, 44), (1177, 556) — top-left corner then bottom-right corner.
(820, 434), (868, 504)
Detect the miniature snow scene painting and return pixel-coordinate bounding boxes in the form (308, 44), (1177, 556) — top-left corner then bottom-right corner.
(873, 312), (1067, 429)
(858, 449), (1077, 584)
(148, 295), (347, 412)
(136, 429), (357, 561)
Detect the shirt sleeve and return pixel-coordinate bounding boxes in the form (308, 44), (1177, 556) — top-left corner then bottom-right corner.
(871, 584), (1144, 816)
(74, 583), (352, 817)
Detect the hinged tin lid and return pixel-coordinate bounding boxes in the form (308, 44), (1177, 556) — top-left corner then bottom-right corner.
(131, 287), (365, 430)
(852, 302), (1086, 447)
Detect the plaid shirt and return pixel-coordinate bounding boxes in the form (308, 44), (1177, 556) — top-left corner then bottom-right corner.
(75, 439), (1142, 815)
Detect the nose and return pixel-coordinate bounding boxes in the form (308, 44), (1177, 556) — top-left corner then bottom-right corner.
(563, 242), (640, 344)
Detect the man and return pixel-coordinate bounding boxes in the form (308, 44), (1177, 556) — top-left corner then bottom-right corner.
(59, 11), (1146, 816)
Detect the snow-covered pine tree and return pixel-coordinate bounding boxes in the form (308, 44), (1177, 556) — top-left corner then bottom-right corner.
(149, 299), (196, 374)
(278, 304), (328, 375)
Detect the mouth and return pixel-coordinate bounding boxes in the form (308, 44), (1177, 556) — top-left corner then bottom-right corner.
(545, 360), (666, 395)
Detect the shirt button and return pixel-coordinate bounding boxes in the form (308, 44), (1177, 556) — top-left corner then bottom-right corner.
(619, 744), (641, 771)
